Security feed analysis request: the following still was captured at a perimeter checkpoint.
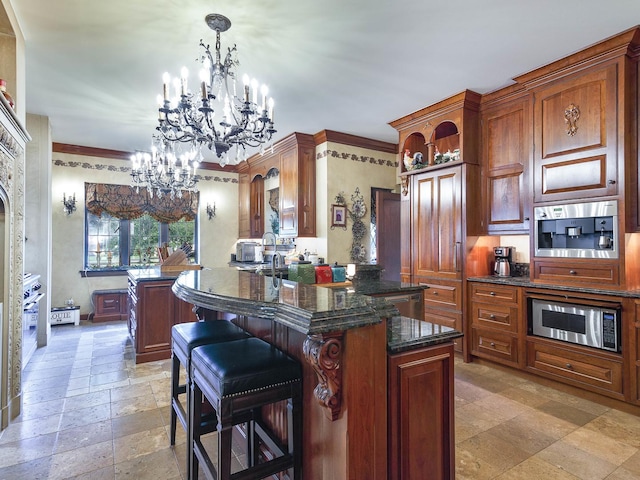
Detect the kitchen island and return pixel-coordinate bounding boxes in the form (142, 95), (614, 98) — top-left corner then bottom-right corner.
(173, 268), (461, 479)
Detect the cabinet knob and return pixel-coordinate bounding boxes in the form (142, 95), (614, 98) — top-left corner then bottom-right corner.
(608, 179), (616, 185)
(433, 291), (438, 295)
(489, 314), (496, 319)
(566, 363), (573, 369)
(490, 291), (496, 296)
(490, 342), (496, 347)
(524, 217), (530, 221)
(569, 270), (577, 275)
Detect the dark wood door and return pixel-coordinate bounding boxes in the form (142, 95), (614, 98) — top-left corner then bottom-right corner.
(376, 190), (401, 281)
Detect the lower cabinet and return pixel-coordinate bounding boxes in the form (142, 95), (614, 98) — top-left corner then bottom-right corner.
(128, 276), (196, 363)
(526, 337), (624, 399)
(388, 343), (455, 480)
(469, 283), (522, 368)
(419, 278), (463, 352)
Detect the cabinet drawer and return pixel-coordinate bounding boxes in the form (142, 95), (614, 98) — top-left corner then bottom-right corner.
(470, 302), (519, 333)
(471, 327), (519, 367)
(420, 281), (461, 311)
(470, 283), (519, 305)
(533, 261), (619, 286)
(526, 339), (622, 395)
(424, 309), (462, 352)
(97, 293), (121, 314)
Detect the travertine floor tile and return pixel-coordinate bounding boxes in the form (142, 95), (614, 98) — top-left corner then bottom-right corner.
(495, 456), (581, 479)
(537, 440), (618, 479)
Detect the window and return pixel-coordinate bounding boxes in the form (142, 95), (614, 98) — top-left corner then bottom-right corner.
(83, 182), (199, 275)
(85, 212), (197, 271)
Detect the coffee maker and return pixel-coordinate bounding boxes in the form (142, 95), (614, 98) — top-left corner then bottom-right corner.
(493, 246), (514, 277)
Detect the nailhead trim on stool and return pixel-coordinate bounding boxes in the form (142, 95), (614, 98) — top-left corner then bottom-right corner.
(170, 320), (250, 478)
(190, 337), (302, 480)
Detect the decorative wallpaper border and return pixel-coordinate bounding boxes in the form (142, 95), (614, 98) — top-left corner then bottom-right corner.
(316, 148), (398, 169)
(52, 159), (239, 184)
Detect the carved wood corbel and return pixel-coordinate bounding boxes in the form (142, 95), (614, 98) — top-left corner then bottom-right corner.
(401, 176), (409, 196)
(303, 332), (343, 421)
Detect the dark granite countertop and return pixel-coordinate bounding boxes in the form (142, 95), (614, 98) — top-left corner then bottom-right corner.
(335, 279), (427, 297)
(387, 317), (462, 354)
(173, 268), (399, 335)
(467, 275), (640, 298)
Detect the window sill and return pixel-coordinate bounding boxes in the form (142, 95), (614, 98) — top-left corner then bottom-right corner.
(79, 267), (157, 278)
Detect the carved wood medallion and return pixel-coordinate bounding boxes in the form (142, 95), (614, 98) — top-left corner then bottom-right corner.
(564, 103), (580, 136)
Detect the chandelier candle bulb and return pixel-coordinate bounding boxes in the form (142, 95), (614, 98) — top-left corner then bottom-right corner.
(261, 85), (269, 111)
(243, 74), (250, 102)
(162, 72), (170, 101)
(251, 78), (258, 104)
(268, 98), (274, 121)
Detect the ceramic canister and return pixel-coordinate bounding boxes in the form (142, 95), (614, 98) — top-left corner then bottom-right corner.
(315, 265), (333, 284)
(331, 265), (346, 282)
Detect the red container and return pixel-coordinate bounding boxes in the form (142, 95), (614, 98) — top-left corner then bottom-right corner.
(315, 265), (333, 284)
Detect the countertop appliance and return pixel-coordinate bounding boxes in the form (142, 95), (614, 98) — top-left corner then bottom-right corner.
(236, 242), (259, 262)
(493, 246), (513, 277)
(528, 296), (620, 352)
(534, 200), (618, 259)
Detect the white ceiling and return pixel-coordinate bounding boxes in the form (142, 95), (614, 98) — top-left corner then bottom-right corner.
(12, 0), (640, 160)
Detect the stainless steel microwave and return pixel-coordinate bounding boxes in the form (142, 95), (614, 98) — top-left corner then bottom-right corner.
(529, 298), (620, 352)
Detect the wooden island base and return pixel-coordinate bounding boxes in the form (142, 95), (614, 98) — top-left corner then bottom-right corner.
(173, 269), (460, 480)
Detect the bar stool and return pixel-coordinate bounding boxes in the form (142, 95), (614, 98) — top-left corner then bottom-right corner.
(190, 337), (302, 480)
(170, 321), (250, 448)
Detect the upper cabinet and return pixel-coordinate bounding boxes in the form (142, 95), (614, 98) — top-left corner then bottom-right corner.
(531, 64), (619, 203)
(480, 90), (532, 234)
(512, 27), (640, 209)
(239, 132), (316, 238)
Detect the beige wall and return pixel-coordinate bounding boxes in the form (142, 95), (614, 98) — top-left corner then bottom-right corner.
(51, 153), (239, 317)
(306, 141), (398, 265)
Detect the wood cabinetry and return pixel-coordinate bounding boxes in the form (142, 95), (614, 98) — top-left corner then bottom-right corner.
(90, 289), (128, 322)
(528, 64), (620, 203)
(239, 132), (316, 238)
(391, 91), (490, 355)
(631, 300), (640, 404)
(480, 91), (532, 234)
(388, 342), (455, 480)
(127, 273), (196, 363)
(469, 283), (523, 368)
(526, 337), (623, 399)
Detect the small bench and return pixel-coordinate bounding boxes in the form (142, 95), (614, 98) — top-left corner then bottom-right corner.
(90, 288), (128, 322)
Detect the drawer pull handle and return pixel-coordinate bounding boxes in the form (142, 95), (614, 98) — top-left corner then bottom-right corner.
(569, 270), (577, 275)
(566, 363), (573, 369)
(489, 314), (496, 319)
(490, 291), (496, 296)
(490, 342), (496, 347)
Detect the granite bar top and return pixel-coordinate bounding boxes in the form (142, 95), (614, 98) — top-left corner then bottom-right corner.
(335, 279), (427, 296)
(387, 316), (462, 354)
(172, 268), (399, 335)
(467, 275), (640, 298)
(128, 267), (187, 282)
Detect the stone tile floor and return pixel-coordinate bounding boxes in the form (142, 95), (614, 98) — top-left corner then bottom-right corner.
(0, 321), (639, 479)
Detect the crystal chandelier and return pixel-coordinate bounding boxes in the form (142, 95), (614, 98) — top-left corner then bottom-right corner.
(156, 13), (276, 168)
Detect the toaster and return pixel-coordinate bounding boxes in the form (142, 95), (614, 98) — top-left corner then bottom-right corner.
(236, 242), (259, 262)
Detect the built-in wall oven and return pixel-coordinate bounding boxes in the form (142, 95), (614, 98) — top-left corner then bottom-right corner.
(527, 295), (620, 353)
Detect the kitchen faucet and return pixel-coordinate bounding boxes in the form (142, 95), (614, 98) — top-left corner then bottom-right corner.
(262, 231), (277, 251)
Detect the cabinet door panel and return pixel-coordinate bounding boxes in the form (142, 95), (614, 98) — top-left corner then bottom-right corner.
(541, 80), (606, 158)
(413, 174), (436, 277)
(249, 177), (264, 238)
(279, 148), (298, 235)
(489, 172), (523, 224)
(533, 63), (618, 202)
(238, 173), (251, 238)
(436, 170), (461, 276)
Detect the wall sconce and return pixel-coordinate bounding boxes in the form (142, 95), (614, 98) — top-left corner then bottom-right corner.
(62, 193), (77, 215)
(206, 202), (216, 220)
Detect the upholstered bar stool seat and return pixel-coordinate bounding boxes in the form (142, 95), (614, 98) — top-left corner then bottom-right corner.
(190, 337), (302, 480)
(170, 320), (250, 448)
